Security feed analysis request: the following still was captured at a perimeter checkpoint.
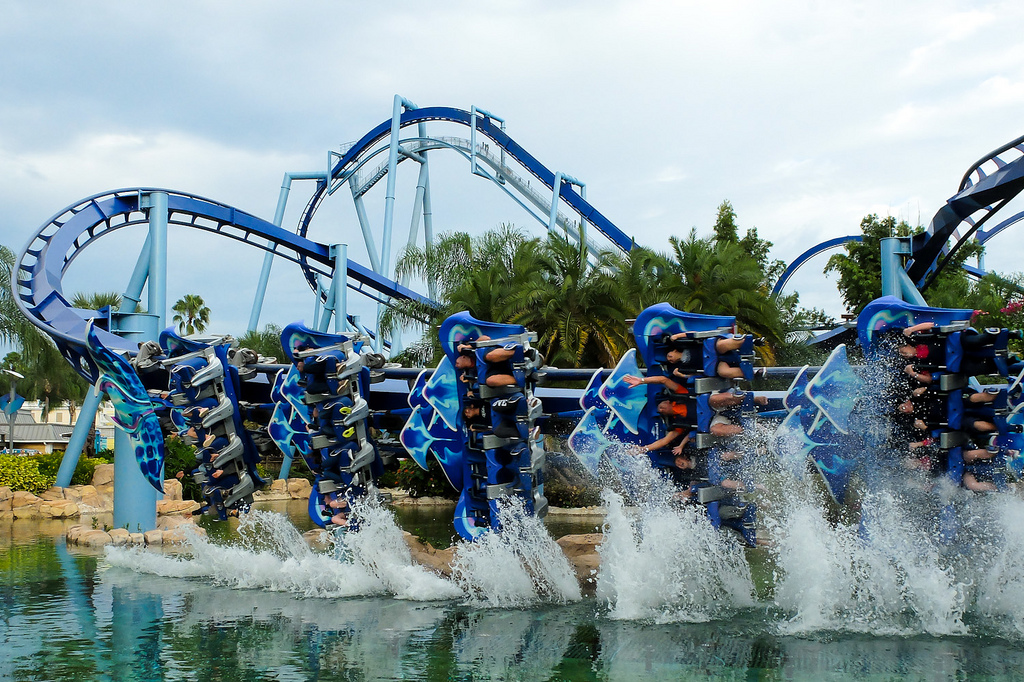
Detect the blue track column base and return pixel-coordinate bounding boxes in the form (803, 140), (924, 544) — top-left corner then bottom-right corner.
(112, 428), (158, 532)
(880, 237), (928, 305)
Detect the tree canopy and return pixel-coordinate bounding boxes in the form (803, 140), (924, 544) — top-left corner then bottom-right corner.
(825, 214), (984, 314)
(384, 202), (804, 366)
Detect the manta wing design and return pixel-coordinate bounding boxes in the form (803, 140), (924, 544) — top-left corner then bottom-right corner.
(599, 350), (645, 434)
(399, 405), (435, 470)
(806, 345), (862, 434)
(422, 356), (460, 431)
(86, 324), (164, 493)
(567, 407), (613, 478)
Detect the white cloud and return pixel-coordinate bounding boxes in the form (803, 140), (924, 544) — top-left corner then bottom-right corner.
(5, 0), (1024, 331)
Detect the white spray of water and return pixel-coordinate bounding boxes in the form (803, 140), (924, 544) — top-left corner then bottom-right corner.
(450, 496), (582, 608)
(767, 486), (967, 636)
(596, 453), (756, 623)
(965, 493), (1024, 636)
(106, 503), (463, 601)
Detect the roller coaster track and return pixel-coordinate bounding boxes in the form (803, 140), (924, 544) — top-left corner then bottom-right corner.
(347, 135), (606, 256)
(11, 188), (429, 376)
(771, 236), (863, 297)
(774, 134), (1024, 298)
(12, 105), (637, 378)
(292, 106), (634, 297)
(908, 133), (1024, 289)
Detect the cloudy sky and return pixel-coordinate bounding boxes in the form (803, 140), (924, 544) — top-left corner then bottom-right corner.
(3, 0), (1024, 349)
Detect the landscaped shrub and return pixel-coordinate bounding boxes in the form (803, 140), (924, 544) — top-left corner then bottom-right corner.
(543, 479), (602, 508)
(380, 458), (457, 499)
(33, 451), (106, 487)
(0, 454), (51, 494)
(163, 436), (202, 501)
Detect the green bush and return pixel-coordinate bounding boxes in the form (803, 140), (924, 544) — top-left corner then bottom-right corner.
(381, 458), (457, 499)
(33, 451), (105, 487)
(544, 479), (602, 508)
(163, 436), (202, 502)
(0, 454), (51, 494)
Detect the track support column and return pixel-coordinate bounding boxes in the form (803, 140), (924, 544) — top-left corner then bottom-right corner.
(55, 385), (102, 488)
(109, 191), (167, 533)
(880, 237), (928, 305)
(249, 172), (327, 332)
(144, 192), (168, 329)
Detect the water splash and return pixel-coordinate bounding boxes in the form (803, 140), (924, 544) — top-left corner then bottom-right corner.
(767, 487), (967, 636)
(964, 493), (1024, 636)
(105, 505), (462, 601)
(450, 496), (582, 608)
(596, 455), (756, 623)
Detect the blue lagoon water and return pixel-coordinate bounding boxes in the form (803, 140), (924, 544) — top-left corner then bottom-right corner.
(3, 490), (1024, 681)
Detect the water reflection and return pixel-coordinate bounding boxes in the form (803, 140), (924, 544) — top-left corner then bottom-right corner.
(5, 499), (1024, 681)
(4, 536), (1024, 681)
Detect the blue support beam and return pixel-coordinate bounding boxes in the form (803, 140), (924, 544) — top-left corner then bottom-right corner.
(145, 192), (168, 329)
(55, 386), (102, 487)
(112, 428), (158, 533)
(120, 232), (152, 314)
(249, 172), (328, 332)
(880, 237), (928, 306)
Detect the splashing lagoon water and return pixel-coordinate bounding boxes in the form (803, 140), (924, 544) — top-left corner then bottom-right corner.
(107, 505), (462, 601)
(450, 497), (582, 607)
(596, 453), (756, 623)
(8, 490), (1024, 681)
(106, 496), (581, 609)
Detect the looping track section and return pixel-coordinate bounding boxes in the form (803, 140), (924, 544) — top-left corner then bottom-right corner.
(13, 188), (428, 379)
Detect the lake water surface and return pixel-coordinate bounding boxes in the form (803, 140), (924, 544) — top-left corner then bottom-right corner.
(3, 491), (1024, 681)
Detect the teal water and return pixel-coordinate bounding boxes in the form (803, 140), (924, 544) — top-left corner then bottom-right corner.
(2, 496), (1024, 681)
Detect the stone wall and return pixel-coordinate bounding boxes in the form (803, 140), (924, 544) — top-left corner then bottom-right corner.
(65, 515), (207, 548)
(0, 463), (203, 521)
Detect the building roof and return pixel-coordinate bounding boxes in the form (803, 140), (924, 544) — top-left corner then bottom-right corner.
(1, 422), (73, 445)
(0, 412), (38, 425)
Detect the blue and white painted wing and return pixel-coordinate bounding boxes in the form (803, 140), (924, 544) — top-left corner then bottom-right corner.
(276, 365), (312, 425)
(423, 356), (460, 431)
(399, 405), (435, 471)
(453, 490), (488, 542)
(431, 439), (465, 492)
(806, 345), (862, 434)
(86, 323), (164, 493)
(580, 369), (607, 410)
(408, 369), (431, 410)
(811, 440), (858, 504)
(784, 365), (813, 412)
(598, 350), (646, 435)
(567, 407), (612, 478)
(770, 408), (815, 479)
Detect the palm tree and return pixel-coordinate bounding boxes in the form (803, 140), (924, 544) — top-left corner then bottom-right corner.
(1, 245), (89, 414)
(508, 233), (631, 367)
(600, 245), (674, 319)
(171, 294), (211, 336)
(660, 229), (783, 345)
(71, 291), (124, 311)
(237, 323), (285, 362)
(0, 245), (25, 346)
(381, 224), (540, 343)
